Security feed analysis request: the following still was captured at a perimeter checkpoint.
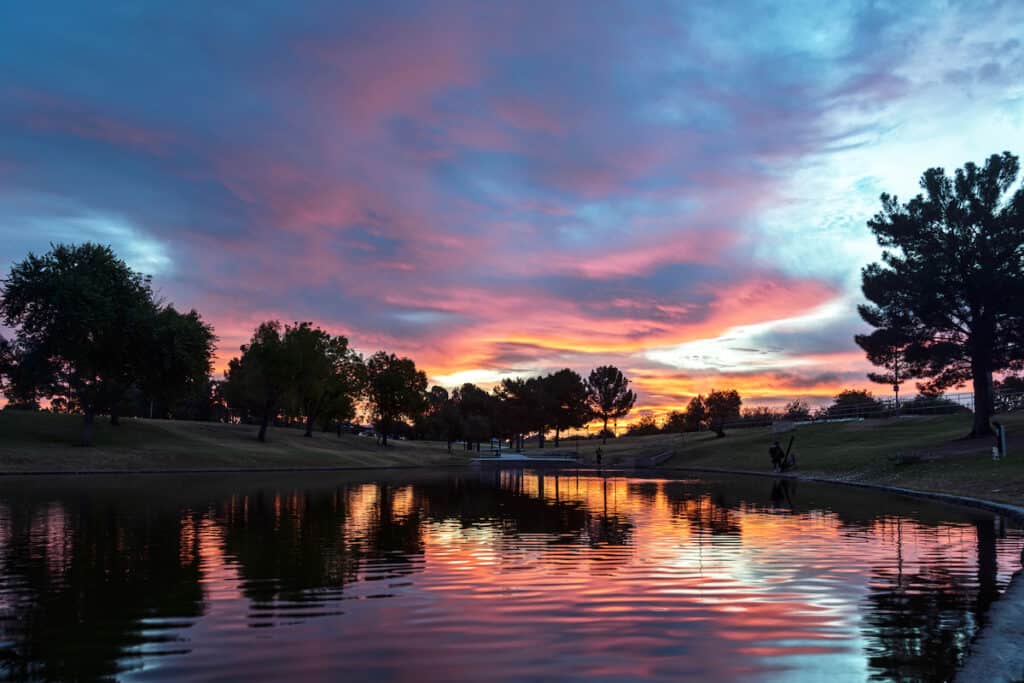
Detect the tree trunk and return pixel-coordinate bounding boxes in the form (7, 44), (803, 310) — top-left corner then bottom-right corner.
(602, 417), (608, 445)
(257, 402), (272, 442)
(971, 354), (995, 437)
(537, 431), (544, 449)
(554, 427), (560, 447)
(80, 411), (95, 447)
(304, 414), (315, 437)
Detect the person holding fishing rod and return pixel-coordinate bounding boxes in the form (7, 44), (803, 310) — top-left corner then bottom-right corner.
(769, 436), (797, 472)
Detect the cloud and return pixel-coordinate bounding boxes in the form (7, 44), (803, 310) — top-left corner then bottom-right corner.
(2, 0), (1022, 414)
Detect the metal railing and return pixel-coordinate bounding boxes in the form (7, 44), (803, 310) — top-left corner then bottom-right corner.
(721, 390), (1023, 430)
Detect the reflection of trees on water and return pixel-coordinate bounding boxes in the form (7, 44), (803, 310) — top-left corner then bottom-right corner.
(0, 473), (1019, 683)
(662, 482), (741, 538)
(0, 500), (204, 682)
(416, 470), (634, 550)
(586, 478), (632, 548)
(860, 517), (1006, 682)
(420, 471), (591, 539)
(212, 487), (363, 604)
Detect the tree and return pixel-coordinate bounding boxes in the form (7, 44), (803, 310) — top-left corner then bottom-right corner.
(544, 369), (590, 447)
(997, 374), (1024, 393)
(365, 351), (427, 447)
(781, 400), (811, 421)
(0, 336), (53, 410)
(452, 383), (492, 451)
(137, 306), (216, 419)
(222, 321), (291, 442)
(626, 414), (660, 437)
(856, 152), (1024, 436)
(523, 376), (556, 448)
(862, 326), (910, 409)
(662, 410), (687, 433)
(0, 243), (158, 445)
(705, 388), (741, 437)
(683, 395), (706, 432)
(280, 322), (365, 437)
(585, 365), (636, 444)
(826, 389), (885, 419)
(493, 378), (530, 452)
(995, 374), (1024, 412)
(421, 386), (462, 452)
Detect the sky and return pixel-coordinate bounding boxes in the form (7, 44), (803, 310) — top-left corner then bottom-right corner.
(2, 1), (1023, 418)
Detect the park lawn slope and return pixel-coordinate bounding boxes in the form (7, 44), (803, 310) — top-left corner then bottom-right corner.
(655, 412), (1024, 505)
(0, 411), (468, 472)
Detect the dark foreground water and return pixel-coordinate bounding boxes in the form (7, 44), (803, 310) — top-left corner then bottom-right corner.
(0, 470), (1021, 682)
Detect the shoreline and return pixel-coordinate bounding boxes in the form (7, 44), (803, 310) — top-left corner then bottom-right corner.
(3, 459), (1023, 519)
(659, 464), (1024, 521)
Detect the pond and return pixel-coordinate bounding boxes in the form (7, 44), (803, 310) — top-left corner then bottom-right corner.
(0, 469), (1021, 682)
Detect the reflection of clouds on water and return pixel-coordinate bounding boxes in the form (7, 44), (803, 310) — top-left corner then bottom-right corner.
(0, 472), (1020, 682)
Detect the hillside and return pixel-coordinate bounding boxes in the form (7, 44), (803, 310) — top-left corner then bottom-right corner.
(0, 412), (467, 472)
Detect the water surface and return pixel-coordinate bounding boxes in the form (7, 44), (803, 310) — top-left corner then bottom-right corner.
(0, 470), (1020, 682)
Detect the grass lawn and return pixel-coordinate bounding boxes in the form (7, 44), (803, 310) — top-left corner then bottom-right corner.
(518, 413), (1024, 505)
(650, 411), (1024, 505)
(0, 411), (468, 472)
(3, 410), (1024, 506)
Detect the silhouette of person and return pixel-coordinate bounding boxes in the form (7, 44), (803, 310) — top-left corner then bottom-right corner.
(769, 440), (786, 472)
(596, 446), (603, 466)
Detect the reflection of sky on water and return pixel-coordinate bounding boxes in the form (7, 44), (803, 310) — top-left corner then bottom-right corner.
(0, 471), (1019, 682)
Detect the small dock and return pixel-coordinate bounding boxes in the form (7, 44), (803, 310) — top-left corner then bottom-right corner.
(471, 453), (581, 467)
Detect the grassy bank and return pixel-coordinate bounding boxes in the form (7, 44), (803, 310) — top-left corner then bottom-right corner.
(567, 412), (1024, 505)
(3, 411), (1024, 506)
(0, 411), (467, 471)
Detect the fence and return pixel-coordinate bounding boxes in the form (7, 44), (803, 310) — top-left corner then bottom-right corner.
(721, 390), (1024, 430)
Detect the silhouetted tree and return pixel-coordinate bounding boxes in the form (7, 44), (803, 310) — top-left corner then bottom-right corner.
(861, 325), (911, 409)
(995, 374), (1024, 412)
(586, 365), (636, 444)
(626, 413), (660, 436)
(683, 395), (706, 432)
(280, 322), (365, 437)
(422, 386), (463, 452)
(0, 336), (52, 410)
(705, 388), (741, 437)
(523, 375), (557, 448)
(494, 378), (530, 451)
(544, 368), (589, 446)
(365, 351), (427, 447)
(856, 152), (1024, 436)
(0, 243), (158, 444)
(223, 321), (291, 442)
(662, 410), (687, 433)
(137, 306), (216, 419)
(826, 388), (885, 419)
(452, 383), (493, 450)
(996, 374), (1024, 393)
(781, 399), (811, 421)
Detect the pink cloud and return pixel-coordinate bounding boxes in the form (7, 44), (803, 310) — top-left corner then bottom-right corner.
(11, 89), (172, 155)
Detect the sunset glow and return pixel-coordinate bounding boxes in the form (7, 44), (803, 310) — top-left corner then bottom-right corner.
(3, 2), (1024, 416)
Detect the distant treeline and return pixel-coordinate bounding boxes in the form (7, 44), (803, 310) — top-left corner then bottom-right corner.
(3, 238), (1023, 449)
(0, 243), (639, 448)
